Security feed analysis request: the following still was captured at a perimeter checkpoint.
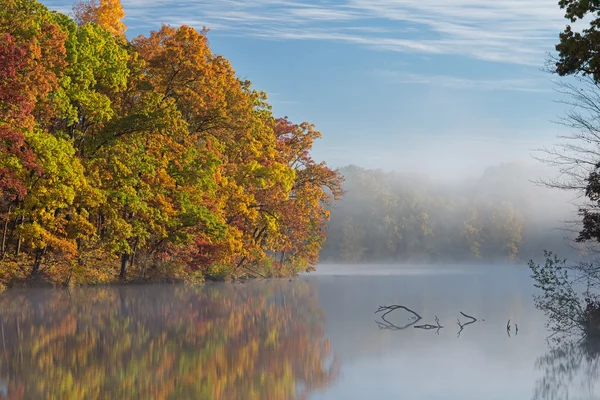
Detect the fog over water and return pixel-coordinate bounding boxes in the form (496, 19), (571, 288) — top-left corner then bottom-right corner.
(305, 264), (598, 400)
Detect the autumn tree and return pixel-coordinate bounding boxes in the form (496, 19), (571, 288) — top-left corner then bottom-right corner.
(130, 25), (256, 277)
(0, 34), (38, 260)
(0, 34), (37, 205)
(73, 0), (126, 38)
(0, 0), (82, 275)
(0, 0), (342, 284)
(130, 25), (342, 279)
(267, 118), (344, 272)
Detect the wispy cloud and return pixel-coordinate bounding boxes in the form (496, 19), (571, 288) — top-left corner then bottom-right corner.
(113, 0), (566, 66)
(347, 0), (564, 64)
(42, 0), (567, 66)
(373, 70), (552, 92)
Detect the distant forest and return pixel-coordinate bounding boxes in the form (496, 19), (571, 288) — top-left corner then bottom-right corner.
(321, 163), (579, 263)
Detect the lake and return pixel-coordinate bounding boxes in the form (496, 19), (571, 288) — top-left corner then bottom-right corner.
(0, 264), (597, 399)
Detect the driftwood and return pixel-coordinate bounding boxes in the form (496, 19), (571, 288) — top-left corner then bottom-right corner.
(506, 320), (519, 337)
(456, 311), (478, 337)
(375, 306), (516, 338)
(415, 316), (444, 334)
(375, 319), (415, 331)
(375, 305), (443, 333)
(375, 305), (422, 330)
(374, 306), (489, 337)
(375, 305), (421, 321)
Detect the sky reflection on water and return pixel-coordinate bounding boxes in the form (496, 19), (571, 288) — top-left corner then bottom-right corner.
(307, 265), (600, 400)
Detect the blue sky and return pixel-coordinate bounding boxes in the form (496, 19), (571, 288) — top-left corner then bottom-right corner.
(42, 0), (575, 177)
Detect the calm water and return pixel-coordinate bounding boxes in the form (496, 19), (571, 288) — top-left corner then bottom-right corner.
(0, 264), (598, 399)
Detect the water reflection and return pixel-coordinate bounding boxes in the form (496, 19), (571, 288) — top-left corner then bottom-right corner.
(308, 266), (599, 399)
(0, 281), (338, 400)
(2, 266), (600, 399)
(533, 338), (600, 400)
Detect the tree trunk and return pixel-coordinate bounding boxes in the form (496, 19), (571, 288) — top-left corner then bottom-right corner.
(254, 226), (267, 242)
(129, 237), (139, 269)
(32, 246), (46, 275)
(15, 215), (24, 256)
(1, 205), (12, 259)
(120, 253), (129, 279)
(233, 256), (247, 275)
(98, 211), (105, 238)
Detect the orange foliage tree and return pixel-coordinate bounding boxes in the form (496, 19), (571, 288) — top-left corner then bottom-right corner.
(73, 0), (126, 38)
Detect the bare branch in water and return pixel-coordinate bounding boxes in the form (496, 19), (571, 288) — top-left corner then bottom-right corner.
(374, 305), (422, 330)
(373, 305), (445, 333)
(375, 305), (422, 320)
(415, 316), (444, 334)
(375, 319), (419, 331)
(460, 312), (478, 322)
(456, 311), (479, 338)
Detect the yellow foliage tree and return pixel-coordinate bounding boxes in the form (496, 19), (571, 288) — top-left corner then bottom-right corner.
(73, 0), (126, 38)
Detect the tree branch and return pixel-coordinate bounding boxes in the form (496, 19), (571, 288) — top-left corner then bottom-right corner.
(456, 311), (479, 337)
(415, 316), (444, 334)
(374, 305), (422, 330)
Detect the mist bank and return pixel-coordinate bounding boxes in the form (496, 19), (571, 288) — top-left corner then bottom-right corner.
(320, 163), (580, 264)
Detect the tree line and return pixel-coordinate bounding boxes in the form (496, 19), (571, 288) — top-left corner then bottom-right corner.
(321, 163), (578, 263)
(0, 0), (343, 286)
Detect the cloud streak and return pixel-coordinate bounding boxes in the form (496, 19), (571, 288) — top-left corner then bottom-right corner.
(41, 0), (567, 66)
(98, 0), (567, 67)
(373, 70), (552, 92)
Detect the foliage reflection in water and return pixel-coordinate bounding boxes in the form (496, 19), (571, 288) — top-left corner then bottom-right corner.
(533, 337), (600, 400)
(0, 280), (338, 400)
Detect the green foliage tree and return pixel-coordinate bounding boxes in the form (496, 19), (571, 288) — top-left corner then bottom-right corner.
(527, 0), (600, 344)
(529, 252), (600, 340)
(553, 0), (600, 80)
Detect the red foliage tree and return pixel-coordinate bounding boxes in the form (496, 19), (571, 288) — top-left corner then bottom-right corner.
(0, 33), (38, 202)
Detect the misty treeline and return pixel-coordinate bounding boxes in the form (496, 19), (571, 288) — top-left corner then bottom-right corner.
(321, 163), (578, 263)
(0, 0), (343, 287)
